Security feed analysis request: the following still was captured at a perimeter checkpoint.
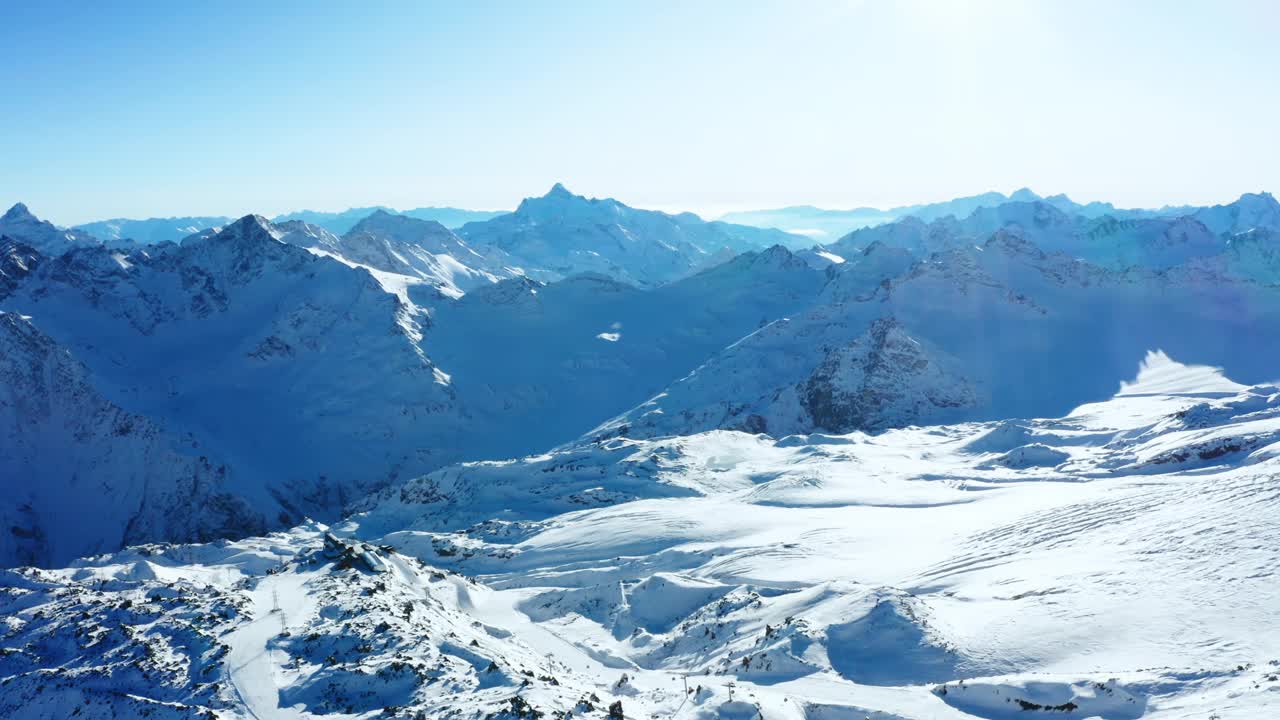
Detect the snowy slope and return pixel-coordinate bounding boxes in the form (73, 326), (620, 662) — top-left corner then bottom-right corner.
(7, 357), (1279, 718)
(275, 219), (343, 253)
(341, 356), (1280, 719)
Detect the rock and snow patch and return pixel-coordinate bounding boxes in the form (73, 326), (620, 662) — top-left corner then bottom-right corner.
(934, 676), (1148, 718)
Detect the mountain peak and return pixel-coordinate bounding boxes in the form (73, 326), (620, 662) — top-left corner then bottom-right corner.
(754, 244), (798, 268)
(1009, 188), (1041, 203)
(1238, 191), (1278, 207)
(2, 203), (34, 222)
(211, 214), (282, 245)
(227, 213), (275, 231)
(513, 182), (597, 218)
(346, 209), (452, 239)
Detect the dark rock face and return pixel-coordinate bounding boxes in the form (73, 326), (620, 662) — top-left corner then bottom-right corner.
(801, 317), (976, 433)
(0, 237), (40, 300)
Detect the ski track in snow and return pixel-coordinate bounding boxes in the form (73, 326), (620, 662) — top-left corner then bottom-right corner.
(225, 568), (320, 720)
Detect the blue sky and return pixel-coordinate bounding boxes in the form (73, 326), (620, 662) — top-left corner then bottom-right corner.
(3, 0), (1277, 224)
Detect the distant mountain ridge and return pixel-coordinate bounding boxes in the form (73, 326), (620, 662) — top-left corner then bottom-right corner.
(273, 205), (504, 234)
(591, 201), (1280, 443)
(719, 188), (1267, 239)
(73, 215), (231, 245)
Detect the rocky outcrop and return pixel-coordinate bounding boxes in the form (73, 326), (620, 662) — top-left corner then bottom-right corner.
(800, 317), (976, 432)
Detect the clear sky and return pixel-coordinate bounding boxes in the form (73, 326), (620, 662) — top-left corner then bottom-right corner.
(3, 0), (1278, 225)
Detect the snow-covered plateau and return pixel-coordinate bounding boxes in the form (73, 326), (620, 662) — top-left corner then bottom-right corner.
(4, 354), (1279, 719)
(3, 186), (1280, 718)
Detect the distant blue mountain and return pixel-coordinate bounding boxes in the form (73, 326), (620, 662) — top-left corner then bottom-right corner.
(719, 188), (1176, 240)
(401, 206), (504, 228)
(74, 215), (231, 245)
(273, 206), (504, 234)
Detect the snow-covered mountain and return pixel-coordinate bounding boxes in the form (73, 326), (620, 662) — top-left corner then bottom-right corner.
(818, 196), (1278, 278)
(0, 215), (477, 567)
(6, 189), (1280, 570)
(1192, 191), (1280, 236)
(73, 215), (231, 245)
(458, 184), (809, 287)
(0, 203), (99, 256)
(0, 213), (828, 565)
(7, 356), (1279, 719)
(595, 228), (1280, 441)
(0, 312), (261, 567)
(334, 210), (516, 297)
(274, 219), (343, 252)
(422, 244), (823, 458)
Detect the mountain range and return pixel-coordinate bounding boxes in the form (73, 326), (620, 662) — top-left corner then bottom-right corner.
(719, 187), (1217, 240)
(4, 183), (1280, 718)
(272, 206), (506, 236)
(3, 186), (1280, 567)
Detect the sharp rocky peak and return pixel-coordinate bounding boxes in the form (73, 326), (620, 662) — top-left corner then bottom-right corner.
(750, 244), (803, 269)
(515, 183), (609, 217)
(216, 214), (281, 241)
(2, 203), (34, 222)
